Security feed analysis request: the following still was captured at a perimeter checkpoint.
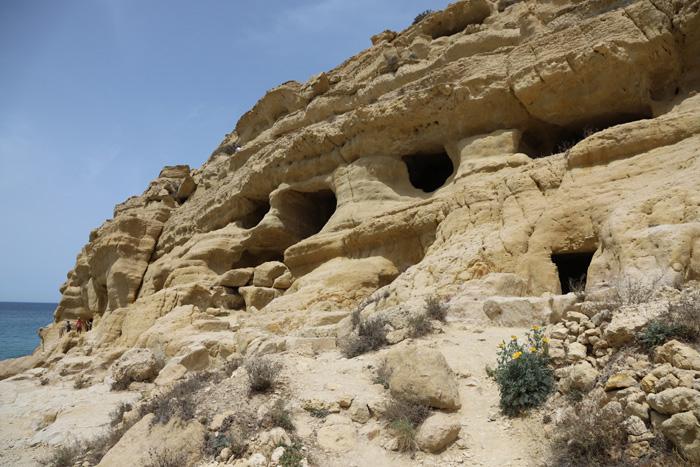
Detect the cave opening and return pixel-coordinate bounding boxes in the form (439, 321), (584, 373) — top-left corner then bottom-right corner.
(522, 110), (653, 158)
(278, 188), (337, 240)
(551, 251), (595, 294)
(239, 198), (271, 229)
(403, 152), (455, 193)
(231, 249), (285, 269)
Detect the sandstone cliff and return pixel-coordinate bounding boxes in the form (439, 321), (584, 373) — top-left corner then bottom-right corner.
(32, 0), (698, 367)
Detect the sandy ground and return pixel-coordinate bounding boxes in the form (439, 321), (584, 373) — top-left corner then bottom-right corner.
(0, 323), (551, 467)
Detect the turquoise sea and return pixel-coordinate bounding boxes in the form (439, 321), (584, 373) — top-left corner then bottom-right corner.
(0, 301), (57, 361)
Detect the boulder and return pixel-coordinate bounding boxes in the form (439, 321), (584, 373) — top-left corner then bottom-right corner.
(416, 413), (461, 452)
(253, 262), (289, 287)
(653, 340), (700, 371)
(558, 361), (598, 394)
(661, 411), (700, 461)
(107, 348), (158, 388)
(347, 398), (371, 424)
(239, 286), (282, 310)
(604, 374), (638, 391)
(603, 309), (651, 348)
(647, 387), (700, 417)
(385, 345), (461, 409)
(216, 268), (253, 287)
(565, 342), (588, 363)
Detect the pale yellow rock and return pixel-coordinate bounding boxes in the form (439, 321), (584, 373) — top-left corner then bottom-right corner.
(604, 375), (638, 392)
(416, 413), (461, 453)
(385, 345), (461, 410)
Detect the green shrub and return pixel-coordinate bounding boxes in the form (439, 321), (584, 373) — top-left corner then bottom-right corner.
(408, 313), (432, 338)
(245, 357), (282, 393)
(413, 9), (434, 25)
(372, 361), (392, 389)
(639, 320), (695, 353)
(43, 442), (81, 467)
(277, 439), (305, 467)
(492, 326), (554, 417)
(267, 399), (295, 432)
(425, 295), (448, 321)
(340, 317), (388, 358)
(384, 397), (431, 428)
(392, 418), (417, 452)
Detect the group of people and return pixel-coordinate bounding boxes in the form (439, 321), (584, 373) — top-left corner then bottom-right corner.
(63, 318), (93, 336)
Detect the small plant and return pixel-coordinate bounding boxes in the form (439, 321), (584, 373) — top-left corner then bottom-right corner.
(245, 357), (283, 393)
(267, 399), (295, 432)
(109, 401), (133, 426)
(59, 368), (68, 377)
(40, 377), (49, 386)
(372, 361), (392, 389)
(550, 396), (628, 466)
(308, 407), (330, 418)
(340, 316), (388, 358)
(392, 418), (417, 452)
(43, 442), (81, 467)
(277, 439), (305, 467)
(144, 447), (187, 467)
(492, 326), (554, 417)
(413, 9), (434, 25)
(384, 397), (431, 428)
(606, 275), (663, 308)
(73, 375), (87, 389)
(383, 397), (429, 453)
(425, 295), (448, 321)
(408, 313), (432, 338)
(568, 274), (587, 302)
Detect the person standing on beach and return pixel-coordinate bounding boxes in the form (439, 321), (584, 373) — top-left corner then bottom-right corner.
(76, 318), (83, 334)
(66, 320), (71, 334)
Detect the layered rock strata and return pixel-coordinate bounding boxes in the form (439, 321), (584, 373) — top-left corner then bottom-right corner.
(4, 0), (699, 375)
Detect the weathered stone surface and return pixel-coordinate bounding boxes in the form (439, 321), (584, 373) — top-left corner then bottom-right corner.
(316, 415), (356, 452)
(660, 411), (700, 461)
(605, 375), (637, 391)
(107, 348), (157, 387)
(216, 268), (253, 287)
(416, 413), (461, 453)
(482, 297), (551, 326)
(253, 262), (289, 287)
(239, 286), (282, 310)
(647, 387), (700, 417)
(557, 361), (597, 394)
(97, 413), (205, 466)
(653, 340), (700, 371)
(385, 345), (461, 410)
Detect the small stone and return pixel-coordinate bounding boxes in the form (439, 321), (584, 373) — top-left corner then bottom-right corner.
(655, 374), (679, 392)
(270, 446), (285, 464)
(604, 374), (637, 391)
(566, 343), (588, 363)
(627, 441), (651, 458)
(219, 447), (233, 461)
(622, 415), (647, 436)
(640, 373), (658, 393)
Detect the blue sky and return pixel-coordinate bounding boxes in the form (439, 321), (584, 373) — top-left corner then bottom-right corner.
(0, 0), (451, 303)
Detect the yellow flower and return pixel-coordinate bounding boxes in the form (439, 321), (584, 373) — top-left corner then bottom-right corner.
(498, 343), (504, 347)
(530, 347), (536, 352)
(511, 335), (517, 339)
(542, 338), (549, 343)
(512, 351), (522, 359)
(532, 325), (539, 329)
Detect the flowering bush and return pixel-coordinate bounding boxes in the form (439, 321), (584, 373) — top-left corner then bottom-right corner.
(493, 326), (554, 417)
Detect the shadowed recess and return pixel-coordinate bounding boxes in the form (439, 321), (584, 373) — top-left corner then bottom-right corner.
(403, 152), (454, 193)
(552, 251), (595, 294)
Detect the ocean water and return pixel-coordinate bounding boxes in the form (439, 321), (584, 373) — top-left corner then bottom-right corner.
(0, 301), (57, 361)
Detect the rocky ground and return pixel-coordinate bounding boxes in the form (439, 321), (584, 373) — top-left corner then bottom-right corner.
(1, 323), (548, 467)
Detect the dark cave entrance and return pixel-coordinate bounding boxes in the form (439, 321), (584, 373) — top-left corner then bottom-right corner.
(521, 110), (653, 158)
(551, 251), (595, 294)
(278, 188), (337, 240)
(239, 198), (271, 229)
(403, 152), (455, 193)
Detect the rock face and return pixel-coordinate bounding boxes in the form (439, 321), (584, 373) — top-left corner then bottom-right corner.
(6, 0), (700, 385)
